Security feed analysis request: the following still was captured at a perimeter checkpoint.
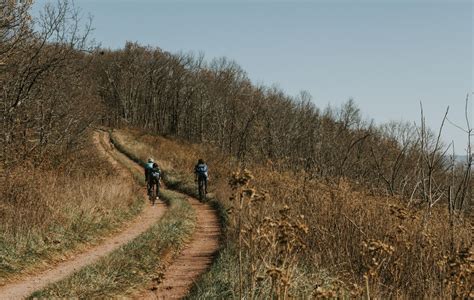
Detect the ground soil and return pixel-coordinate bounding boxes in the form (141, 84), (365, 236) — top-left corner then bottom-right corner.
(0, 130), (221, 299)
(0, 131), (166, 299)
(110, 131), (221, 299)
(134, 196), (220, 299)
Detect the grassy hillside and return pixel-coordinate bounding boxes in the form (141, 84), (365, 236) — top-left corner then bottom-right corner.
(0, 133), (143, 283)
(112, 128), (473, 298)
(30, 189), (195, 298)
(2, 1), (472, 297)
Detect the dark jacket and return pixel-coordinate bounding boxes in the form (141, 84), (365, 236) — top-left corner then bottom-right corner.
(195, 163), (208, 179)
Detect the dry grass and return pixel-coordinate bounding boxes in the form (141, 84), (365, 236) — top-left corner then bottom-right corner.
(113, 128), (473, 298)
(0, 133), (142, 282)
(30, 189), (195, 298)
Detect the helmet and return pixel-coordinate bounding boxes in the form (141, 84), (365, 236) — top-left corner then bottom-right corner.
(148, 158), (154, 163)
(198, 158), (204, 164)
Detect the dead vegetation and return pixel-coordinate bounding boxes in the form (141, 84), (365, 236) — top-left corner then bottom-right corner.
(114, 129), (473, 298)
(30, 189), (195, 299)
(94, 42), (472, 215)
(0, 1), (138, 281)
(0, 132), (142, 282)
(1, 1), (472, 298)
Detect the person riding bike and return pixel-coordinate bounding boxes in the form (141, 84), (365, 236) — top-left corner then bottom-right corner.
(144, 158), (154, 182)
(194, 158), (209, 196)
(144, 158), (160, 199)
(147, 162), (161, 202)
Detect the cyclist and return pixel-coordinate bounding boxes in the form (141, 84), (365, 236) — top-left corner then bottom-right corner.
(194, 158), (209, 195)
(148, 162), (161, 202)
(144, 158), (155, 196)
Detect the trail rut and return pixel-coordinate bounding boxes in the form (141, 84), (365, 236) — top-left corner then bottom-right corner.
(0, 131), (166, 299)
(0, 130), (221, 299)
(111, 132), (221, 299)
(135, 197), (220, 299)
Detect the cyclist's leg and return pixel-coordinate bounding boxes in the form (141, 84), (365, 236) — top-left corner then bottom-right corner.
(204, 177), (208, 194)
(197, 177), (204, 198)
(153, 179), (159, 199)
(147, 180), (152, 197)
(156, 179), (160, 198)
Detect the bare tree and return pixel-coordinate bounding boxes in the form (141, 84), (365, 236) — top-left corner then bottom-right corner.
(1, 0), (96, 167)
(416, 104), (450, 209)
(447, 94), (473, 211)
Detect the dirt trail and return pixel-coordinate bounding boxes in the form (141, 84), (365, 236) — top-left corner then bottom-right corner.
(111, 132), (221, 299)
(0, 131), (167, 299)
(0, 131), (221, 299)
(135, 197), (220, 299)
(98, 131), (221, 299)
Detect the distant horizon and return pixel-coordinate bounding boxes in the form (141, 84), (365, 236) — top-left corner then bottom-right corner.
(33, 0), (474, 153)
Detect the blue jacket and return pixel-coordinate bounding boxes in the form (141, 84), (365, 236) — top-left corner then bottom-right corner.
(144, 162), (154, 180)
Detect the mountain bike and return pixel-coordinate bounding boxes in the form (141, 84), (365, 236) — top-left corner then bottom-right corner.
(148, 179), (160, 205)
(197, 177), (206, 202)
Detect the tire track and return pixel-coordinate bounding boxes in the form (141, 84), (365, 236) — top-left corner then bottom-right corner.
(110, 133), (221, 300)
(0, 131), (167, 299)
(135, 197), (220, 299)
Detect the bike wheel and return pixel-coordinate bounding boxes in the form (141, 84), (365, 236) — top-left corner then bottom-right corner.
(198, 180), (204, 201)
(147, 182), (152, 199)
(152, 184), (157, 205)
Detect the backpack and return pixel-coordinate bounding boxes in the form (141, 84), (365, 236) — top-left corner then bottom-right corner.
(150, 167), (160, 180)
(195, 164), (208, 178)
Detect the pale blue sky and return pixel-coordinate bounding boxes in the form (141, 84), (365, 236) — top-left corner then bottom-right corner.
(34, 0), (473, 152)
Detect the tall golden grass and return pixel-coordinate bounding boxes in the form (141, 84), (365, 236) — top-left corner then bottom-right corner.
(0, 133), (140, 281)
(114, 128), (473, 298)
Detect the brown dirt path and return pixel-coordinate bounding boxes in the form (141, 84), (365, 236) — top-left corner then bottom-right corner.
(111, 132), (222, 299)
(135, 197), (220, 299)
(0, 131), (167, 299)
(100, 130), (221, 299)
